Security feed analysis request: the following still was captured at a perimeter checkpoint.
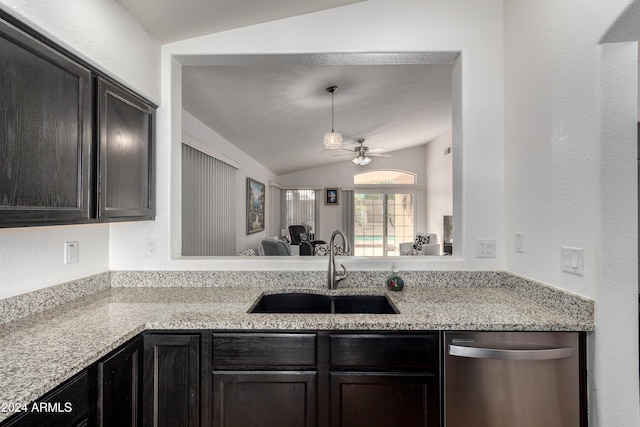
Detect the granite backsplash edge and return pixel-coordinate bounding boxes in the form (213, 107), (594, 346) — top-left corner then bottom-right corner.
(0, 272), (112, 325)
(0, 270), (593, 326)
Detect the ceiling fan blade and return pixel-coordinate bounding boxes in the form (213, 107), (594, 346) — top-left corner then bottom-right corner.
(331, 152), (358, 157)
(368, 147), (386, 153)
(369, 153), (391, 158)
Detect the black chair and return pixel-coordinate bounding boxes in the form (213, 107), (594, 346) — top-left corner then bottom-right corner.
(288, 225), (326, 256)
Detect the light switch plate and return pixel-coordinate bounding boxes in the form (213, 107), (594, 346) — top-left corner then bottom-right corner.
(561, 246), (584, 275)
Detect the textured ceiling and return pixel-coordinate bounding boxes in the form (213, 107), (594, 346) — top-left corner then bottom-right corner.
(182, 60), (454, 175)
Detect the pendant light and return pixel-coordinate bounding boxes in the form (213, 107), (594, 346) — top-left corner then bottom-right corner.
(323, 86), (343, 150)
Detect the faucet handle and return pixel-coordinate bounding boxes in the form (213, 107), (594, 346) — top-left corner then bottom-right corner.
(337, 263), (348, 281)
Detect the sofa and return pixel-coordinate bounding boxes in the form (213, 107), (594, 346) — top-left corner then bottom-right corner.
(399, 232), (440, 256)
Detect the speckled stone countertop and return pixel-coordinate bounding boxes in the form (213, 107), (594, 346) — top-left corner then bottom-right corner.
(0, 272), (594, 422)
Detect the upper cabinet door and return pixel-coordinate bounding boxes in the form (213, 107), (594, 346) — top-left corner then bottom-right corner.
(97, 78), (155, 220)
(0, 19), (92, 227)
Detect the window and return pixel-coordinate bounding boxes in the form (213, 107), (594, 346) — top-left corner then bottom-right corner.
(282, 189), (321, 238)
(354, 191), (415, 256)
(351, 170), (417, 256)
(354, 170), (417, 185)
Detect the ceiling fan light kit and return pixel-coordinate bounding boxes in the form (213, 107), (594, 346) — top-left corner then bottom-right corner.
(352, 155), (372, 166)
(323, 85), (343, 150)
(352, 138), (373, 166)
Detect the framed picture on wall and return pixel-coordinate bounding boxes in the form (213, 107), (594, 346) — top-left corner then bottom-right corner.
(247, 177), (265, 234)
(325, 188), (339, 205)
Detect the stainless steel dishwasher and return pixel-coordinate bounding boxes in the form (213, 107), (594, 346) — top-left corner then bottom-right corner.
(444, 331), (584, 427)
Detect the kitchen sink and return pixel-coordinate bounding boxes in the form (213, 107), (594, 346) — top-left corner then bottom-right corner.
(249, 293), (398, 314)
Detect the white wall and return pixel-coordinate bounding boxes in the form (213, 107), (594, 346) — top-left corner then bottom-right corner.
(182, 111), (279, 253)
(277, 144), (428, 242)
(2, 0), (638, 422)
(0, 0), (160, 103)
(109, 0), (505, 272)
(0, 224), (109, 299)
(504, 0), (640, 424)
(0, 0), (159, 298)
(425, 130), (453, 245)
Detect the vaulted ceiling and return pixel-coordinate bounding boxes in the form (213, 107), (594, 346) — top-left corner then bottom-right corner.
(182, 59), (453, 175)
(116, 1), (454, 176)
(115, 0), (367, 43)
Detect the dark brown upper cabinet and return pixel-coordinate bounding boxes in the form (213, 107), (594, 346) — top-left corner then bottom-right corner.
(0, 17), (92, 227)
(0, 10), (156, 228)
(97, 78), (155, 221)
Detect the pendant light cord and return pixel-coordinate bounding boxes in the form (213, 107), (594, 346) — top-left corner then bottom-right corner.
(331, 90), (335, 132)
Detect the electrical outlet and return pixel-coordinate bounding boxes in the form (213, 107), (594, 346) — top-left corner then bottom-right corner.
(64, 241), (79, 264)
(476, 239), (496, 258)
(145, 238), (158, 257)
(515, 232), (524, 253)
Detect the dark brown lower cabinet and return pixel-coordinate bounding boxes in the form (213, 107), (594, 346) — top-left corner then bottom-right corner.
(211, 332), (319, 427)
(1, 368), (95, 427)
(213, 371), (317, 427)
(329, 333), (440, 427)
(0, 331), (442, 427)
(330, 372), (438, 427)
(143, 334), (200, 427)
(97, 336), (142, 426)
(210, 331), (439, 427)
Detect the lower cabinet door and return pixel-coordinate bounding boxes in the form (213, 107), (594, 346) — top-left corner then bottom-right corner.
(212, 371), (317, 427)
(143, 334), (200, 427)
(330, 372), (438, 427)
(1, 369), (93, 427)
(97, 336), (142, 426)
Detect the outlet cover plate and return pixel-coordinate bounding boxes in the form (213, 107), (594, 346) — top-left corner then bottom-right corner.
(65, 241), (79, 264)
(476, 239), (496, 258)
(145, 238), (158, 257)
(515, 232), (524, 253)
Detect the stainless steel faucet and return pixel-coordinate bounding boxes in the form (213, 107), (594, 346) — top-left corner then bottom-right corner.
(328, 229), (349, 289)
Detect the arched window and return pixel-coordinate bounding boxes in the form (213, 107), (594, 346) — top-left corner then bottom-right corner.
(353, 170), (417, 185)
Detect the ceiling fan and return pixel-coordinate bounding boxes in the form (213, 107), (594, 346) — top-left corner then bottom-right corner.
(333, 138), (391, 166)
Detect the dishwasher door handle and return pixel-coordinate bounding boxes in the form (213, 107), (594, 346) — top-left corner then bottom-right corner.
(449, 344), (574, 360)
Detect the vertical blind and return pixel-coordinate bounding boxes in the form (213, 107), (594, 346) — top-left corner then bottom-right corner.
(281, 189), (321, 237)
(182, 143), (236, 256)
(270, 185), (282, 237)
(341, 189), (355, 252)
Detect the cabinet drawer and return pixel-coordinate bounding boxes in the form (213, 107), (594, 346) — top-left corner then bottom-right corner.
(330, 333), (437, 370)
(213, 333), (316, 368)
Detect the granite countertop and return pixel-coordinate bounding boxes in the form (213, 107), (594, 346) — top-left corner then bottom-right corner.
(0, 280), (594, 422)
